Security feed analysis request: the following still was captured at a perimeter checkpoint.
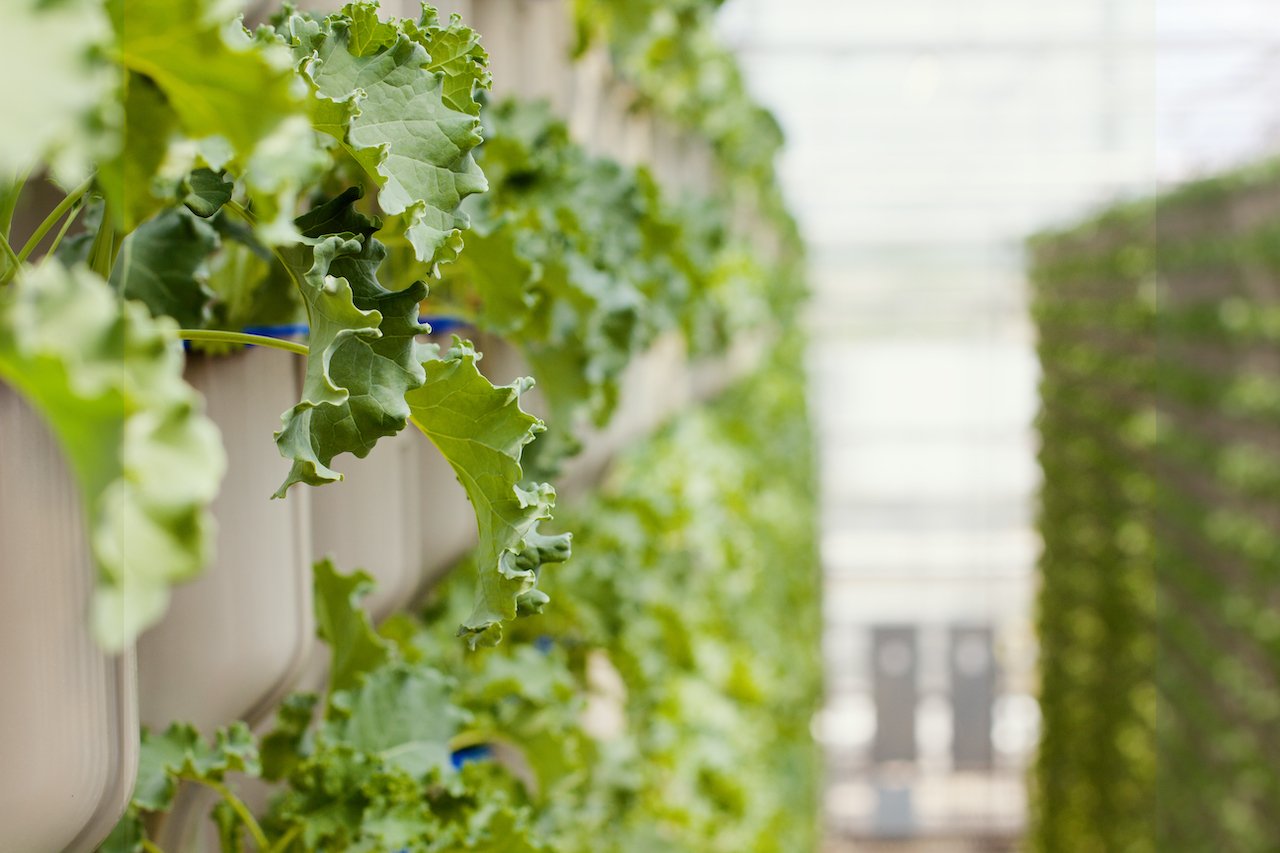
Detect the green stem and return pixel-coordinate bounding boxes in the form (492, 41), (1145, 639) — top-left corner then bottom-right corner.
(141, 840), (165, 853)
(87, 205), (116, 279)
(267, 824), (303, 853)
(0, 232), (19, 283)
(45, 200), (83, 258)
(222, 200), (314, 340)
(177, 329), (310, 356)
(16, 175), (93, 263)
(199, 779), (271, 852)
(0, 165), (30, 237)
(225, 199), (255, 224)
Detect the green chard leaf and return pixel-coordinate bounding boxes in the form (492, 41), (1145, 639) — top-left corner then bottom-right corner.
(0, 261), (224, 649)
(406, 341), (571, 647)
(272, 189), (428, 496)
(280, 2), (489, 266)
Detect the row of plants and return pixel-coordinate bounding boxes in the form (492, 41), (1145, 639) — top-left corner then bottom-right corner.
(2, 0), (800, 649)
(106, 339), (821, 852)
(1028, 159), (1280, 851)
(3, 0), (817, 849)
(573, 0), (779, 188)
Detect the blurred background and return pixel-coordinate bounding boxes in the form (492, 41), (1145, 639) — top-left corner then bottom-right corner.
(715, 0), (1280, 847)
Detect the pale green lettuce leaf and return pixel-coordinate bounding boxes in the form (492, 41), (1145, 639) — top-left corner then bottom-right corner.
(0, 0), (113, 183)
(110, 0), (316, 240)
(113, 0), (301, 161)
(0, 260), (224, 649)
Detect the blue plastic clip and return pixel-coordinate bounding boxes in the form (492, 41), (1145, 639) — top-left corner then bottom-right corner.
(241, 323), (310, 341)
(419, 315), (471, 336)
(450, 743), (493, 769)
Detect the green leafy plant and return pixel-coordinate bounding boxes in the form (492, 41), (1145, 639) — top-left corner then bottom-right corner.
(7, 3), (818, 849)
(110, 339), (820, 852)
(1, 0), (564, 646)
(1029, 157), (1280, 851)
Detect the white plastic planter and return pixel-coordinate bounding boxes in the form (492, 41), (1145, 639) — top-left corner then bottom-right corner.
(0, 384), (138, 853)
(310, 429), (426, 621)
(471, 0), (521, 101)
(688, 333), (766, 404)
(416, 435), (481, 594)
(649, 119), (686, 191)
(624, 108), (656, 170)
(516, 0), (575, 114)
(472, 0), (573, 111)
(136, 347), (314, 732)
(591, 76), (632, 162)
(568, 44), (611, 153)
(435, 0), (474, 16)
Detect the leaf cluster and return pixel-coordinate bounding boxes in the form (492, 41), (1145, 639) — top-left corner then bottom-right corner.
(110, 340), (822, 852)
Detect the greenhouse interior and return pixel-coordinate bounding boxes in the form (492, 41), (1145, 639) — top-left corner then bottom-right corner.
(1, 0), (1278, 851)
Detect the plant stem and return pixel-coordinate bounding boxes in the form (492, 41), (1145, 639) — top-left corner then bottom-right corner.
(45, 200), (83, 258)
(267, 824), (303, 853)
(178, 329), (310, 356)
(141, 840), (165, 853)
(0, 232), (19, 283)
(16, 175), (93, 263)
(225, 199), (255, 224)
(200, 779), (271, 852)
(0, 166), (30, 237)
(88, 204), (116, 279)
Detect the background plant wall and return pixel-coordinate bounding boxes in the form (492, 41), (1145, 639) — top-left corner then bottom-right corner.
(1029, 160), (1280, 851)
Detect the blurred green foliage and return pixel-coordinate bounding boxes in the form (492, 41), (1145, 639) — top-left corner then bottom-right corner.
(1029, 158), (1280, 851)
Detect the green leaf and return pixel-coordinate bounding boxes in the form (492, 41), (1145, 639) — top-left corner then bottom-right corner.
(109, 207), (219, 328)
(272, 189), (428, 496)
(183, 168), (234, 217)
(407, 8), (491, 117)
(98, 812), (144, 853)
(261, 692), (320, 782)
(204, 217), (304, 333)
(113, 73), (178, 231)
(112, 0), (301, 162)
(283, 3), (489, 266)
(0, 260), (224, 649)
(434, 222), (538, 335)
(327, 664), (467, 778)
(406, 341), (571, 647)
(133, 722), (260, 813)
(313, 559), (390, 695)
(0, 0), (112, 183)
